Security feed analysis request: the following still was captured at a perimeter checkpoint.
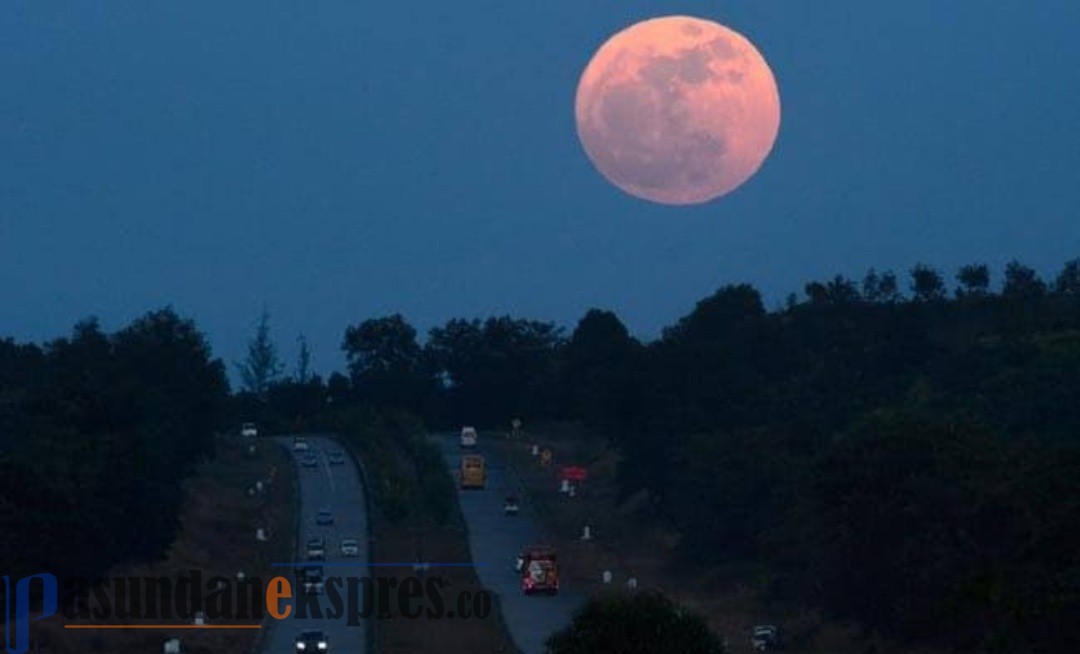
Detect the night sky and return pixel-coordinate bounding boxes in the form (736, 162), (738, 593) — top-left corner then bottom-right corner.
(3, 1), (1079, 379)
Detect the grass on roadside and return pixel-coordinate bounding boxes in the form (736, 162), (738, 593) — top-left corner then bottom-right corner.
(30, 433), (296, 654)
(491, 424), (909, 654)
(335, 410), (522, 654)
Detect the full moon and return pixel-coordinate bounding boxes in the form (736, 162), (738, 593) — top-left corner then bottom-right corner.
(575, 16), (781, 205)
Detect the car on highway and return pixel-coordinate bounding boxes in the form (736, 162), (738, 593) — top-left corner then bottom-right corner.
(293, 436), (309, 452)
(301, 453), (318, 467)
(240, 422), (258, 438)
(302, 567), (324, 595)
(460, 426), (478, 448)
(306, 537), (325, 559)
(518, 545), (559, 595)
(459, 453), (486, 489)
(340, 538), (360, 556)
(316, 508), (334, 526)
(294, 629), (329, 651)
(504, 495), (519, 516)
(328, 450), (345, 465)
(751, 625), (782, 651)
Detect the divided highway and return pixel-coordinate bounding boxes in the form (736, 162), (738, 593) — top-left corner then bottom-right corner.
(434, 433), (585, 654)
(260, 435), (370, 654)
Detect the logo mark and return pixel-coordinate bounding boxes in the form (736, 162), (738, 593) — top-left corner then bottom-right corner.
(3, 574), (58, 654)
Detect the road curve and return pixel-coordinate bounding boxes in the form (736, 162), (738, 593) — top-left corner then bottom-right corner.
(434, 432), (585, 654)
(259, 435), (370, 654)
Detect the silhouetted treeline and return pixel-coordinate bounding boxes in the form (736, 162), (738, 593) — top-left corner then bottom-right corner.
(273, 257), (1080, 653)
(0, 309), (229, 591)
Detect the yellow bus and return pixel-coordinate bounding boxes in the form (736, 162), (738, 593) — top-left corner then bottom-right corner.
(460, 454), (486, 489)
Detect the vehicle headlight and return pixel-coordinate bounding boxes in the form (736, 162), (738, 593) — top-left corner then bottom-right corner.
(318, 642), (327, 649)
(296, 643), (306, 650)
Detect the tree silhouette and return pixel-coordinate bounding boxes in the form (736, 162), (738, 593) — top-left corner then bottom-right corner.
(1003, 260), (1046, 299)
(343, 314), (422, 379)
(563, 309), (641, 430)
(546, 590), (725, 654)
(878, 270), (901, 302)
(425, 316), (563, 424)
(1053, 258), (1080, 295)
(910, 264), (946, 302)
(956, 263), (990, 298)
(295, 333), (313, 383)
(663, 283), (764, 339)
(342, 314), (430, 410)
(862, 269), (902, 304)
(236, 308), (283, 398)
(862, 269), (883, 302)
(198, 253), (1080, 653)
(1, 309), (228, 587)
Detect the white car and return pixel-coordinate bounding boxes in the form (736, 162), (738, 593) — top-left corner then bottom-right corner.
(241, 422), (258, 438)
(751, 625), (780, 650)
(293, 437), (309, 452)
(504, 496), (519, 516)
(340, 538), (360, 557)
(460, 426), (477, 448)
(306, 537), (325, 560)
(302, 568), (324, 595)
(295, 629), (328, 651)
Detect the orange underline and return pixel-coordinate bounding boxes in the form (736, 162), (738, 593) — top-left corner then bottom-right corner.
(64, 624), (261, 629)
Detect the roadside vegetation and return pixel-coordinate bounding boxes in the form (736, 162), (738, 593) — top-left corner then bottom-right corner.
(495, 425), (878, 654)
(27, 431), (295, 653)
(327, 407), (521, 654)
(546, 589), (725, 654)
(0, 309), (230, 592)
(244, 256), (1080, 654)
(7, 255), (1080, 653)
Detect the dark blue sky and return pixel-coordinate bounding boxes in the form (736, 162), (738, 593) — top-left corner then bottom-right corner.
(3, 1), (1079, 380)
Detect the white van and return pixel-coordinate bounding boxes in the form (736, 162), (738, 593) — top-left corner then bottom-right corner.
(460, 426), (478, 448)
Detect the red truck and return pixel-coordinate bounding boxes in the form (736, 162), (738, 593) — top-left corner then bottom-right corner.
(516, 545), (559, 595)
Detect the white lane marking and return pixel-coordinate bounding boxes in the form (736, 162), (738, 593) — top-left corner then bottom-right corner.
(322, 445), (336, 493)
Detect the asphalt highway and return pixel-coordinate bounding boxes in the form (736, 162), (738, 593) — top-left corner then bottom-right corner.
(434, 432), (585, 654)
(260, 435), (369, 654)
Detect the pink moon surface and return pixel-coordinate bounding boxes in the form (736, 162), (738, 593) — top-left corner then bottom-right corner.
(575, 16), (781, 205)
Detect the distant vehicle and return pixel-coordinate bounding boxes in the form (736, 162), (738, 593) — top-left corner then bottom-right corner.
(340, 538), (360, 557)
(517, 545), (558, 595)
(460, 426), (478, 448)
(459, 454), (486, 489)
(504, 495), (519, 516)
(751, 625), (781, 651)
(305, 537), (325, 560)
(301, 453), (318, 467)
(294, 629), (329, 651)
(328, 450), (345, 465)
(518, 545), (558, 595)
(302, 567), (324, 595)
(316, 509), (333, 526)
(293, 436), (309, 452)
(240, 422), (258, 438)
